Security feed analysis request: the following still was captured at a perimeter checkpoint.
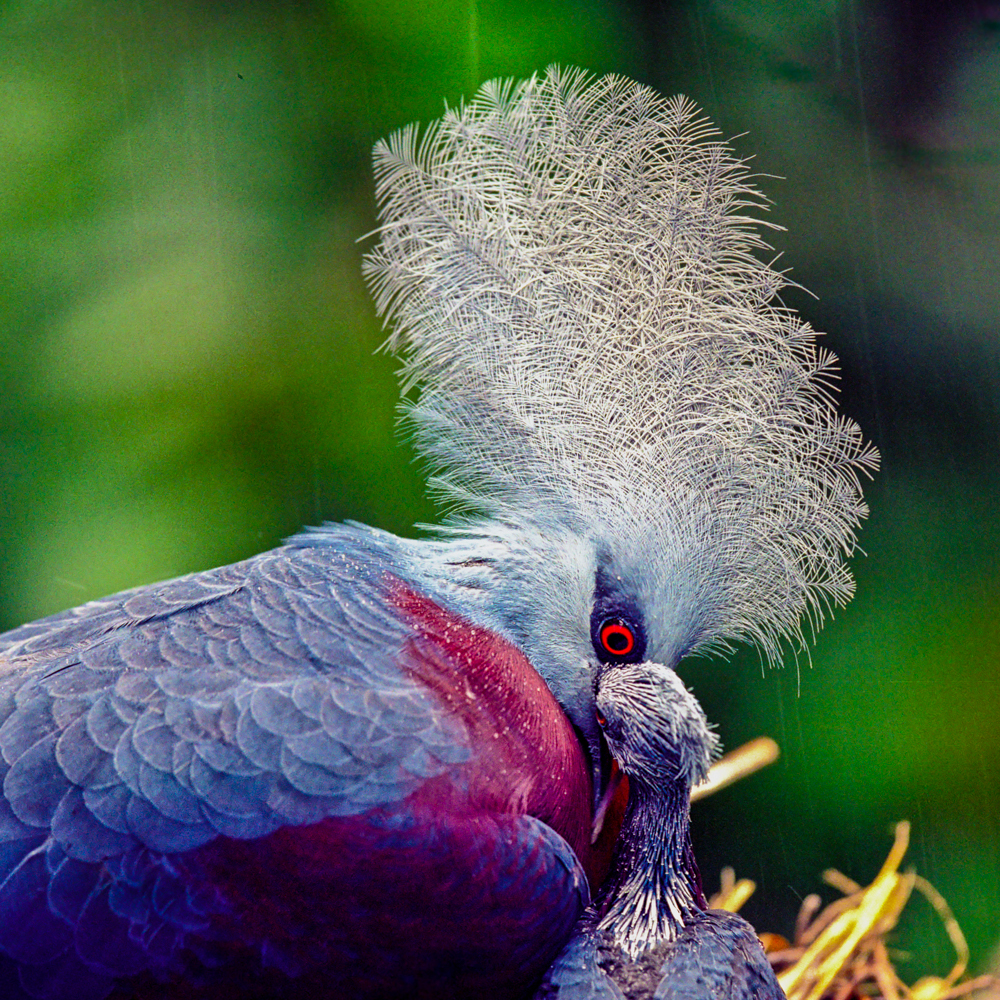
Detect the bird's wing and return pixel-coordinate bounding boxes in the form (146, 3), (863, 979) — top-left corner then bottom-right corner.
(537, 909), (785, 1000)
(0, 538), (470, 862)
(652, 910), (786, 1000)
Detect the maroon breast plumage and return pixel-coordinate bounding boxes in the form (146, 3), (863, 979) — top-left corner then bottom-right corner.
(392, 580), (595, 869)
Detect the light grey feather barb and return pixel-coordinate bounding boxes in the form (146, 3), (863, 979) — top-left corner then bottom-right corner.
(365, 65), (879, 666)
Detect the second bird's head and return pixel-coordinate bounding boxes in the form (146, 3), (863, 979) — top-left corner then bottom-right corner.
(595, 660), (719, 792)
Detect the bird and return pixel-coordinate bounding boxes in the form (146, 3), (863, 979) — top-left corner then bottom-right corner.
(534, 661), (785, 1000)
(0, 67), (877, 999)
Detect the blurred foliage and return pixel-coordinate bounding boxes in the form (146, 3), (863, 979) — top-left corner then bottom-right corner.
(1, 0), (997, 982)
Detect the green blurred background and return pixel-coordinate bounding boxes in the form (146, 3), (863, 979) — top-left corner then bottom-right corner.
(2, 0), (997, 982)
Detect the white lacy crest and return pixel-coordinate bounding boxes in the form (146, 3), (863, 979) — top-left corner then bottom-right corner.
(365, 65), (879, 664)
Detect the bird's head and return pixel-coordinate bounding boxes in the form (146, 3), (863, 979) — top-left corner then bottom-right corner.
(367, 67), (878, 786)
(595, 661), (718, 792)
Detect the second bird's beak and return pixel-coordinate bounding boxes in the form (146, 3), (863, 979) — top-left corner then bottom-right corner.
(592, 758), (626, 844)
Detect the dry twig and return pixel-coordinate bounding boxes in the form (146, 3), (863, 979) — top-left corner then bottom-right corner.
(711, 821), (991, 1000)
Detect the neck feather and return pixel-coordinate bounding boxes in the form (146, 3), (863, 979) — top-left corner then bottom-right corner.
(596, 781), (704, 960)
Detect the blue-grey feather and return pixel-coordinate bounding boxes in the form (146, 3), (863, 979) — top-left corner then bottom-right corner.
(6, 737), (69, 828)
(113, 670), (158, 707)
(250, 685), (318, 736)
(233, 707), (284, 770)
(131, 713), (180, 770)
(198, 801), (282, 840)
(0, 694), (53, 765)
(135, 764), (200, 824)
(55, 718), (114, 788)
(264, 778), (340, 824)
(194, 736), (261, 777)
(187, 757), (268, 817)
(111, 730), (142, 797)
(0, 800), (36, 843)
(161, 697), (212, 743)
(49, 697), (87, 733)
(81, 785), (130, 836)
(284, 728), (359, 769)
(50, 788), (132, 862)
(123, 797), (212, 853)
(84, 696), (127, 753)
(76, 643), (126, 677)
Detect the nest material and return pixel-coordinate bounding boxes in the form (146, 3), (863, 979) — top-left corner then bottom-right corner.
(710, 821), (992, 1000)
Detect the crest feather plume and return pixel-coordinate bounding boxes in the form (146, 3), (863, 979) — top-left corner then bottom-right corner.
(364, 66), (879, 662)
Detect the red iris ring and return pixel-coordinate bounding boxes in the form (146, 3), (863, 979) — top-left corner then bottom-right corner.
(599, 620), (635, 657)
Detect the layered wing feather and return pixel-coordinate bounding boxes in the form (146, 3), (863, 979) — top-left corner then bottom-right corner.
(0, 532), (468, 862)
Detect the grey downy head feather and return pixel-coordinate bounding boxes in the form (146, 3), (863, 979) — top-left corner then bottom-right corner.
(364, 65), (879, 668)
(595, 661), (720, 793)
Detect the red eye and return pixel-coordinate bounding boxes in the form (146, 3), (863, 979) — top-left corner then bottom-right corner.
(596, 709), (607, 727)
(599, 619), (635, 658)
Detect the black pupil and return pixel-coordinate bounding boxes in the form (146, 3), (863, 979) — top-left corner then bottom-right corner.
(590, 566), (646, 664)
(605, 629), (630, 652)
